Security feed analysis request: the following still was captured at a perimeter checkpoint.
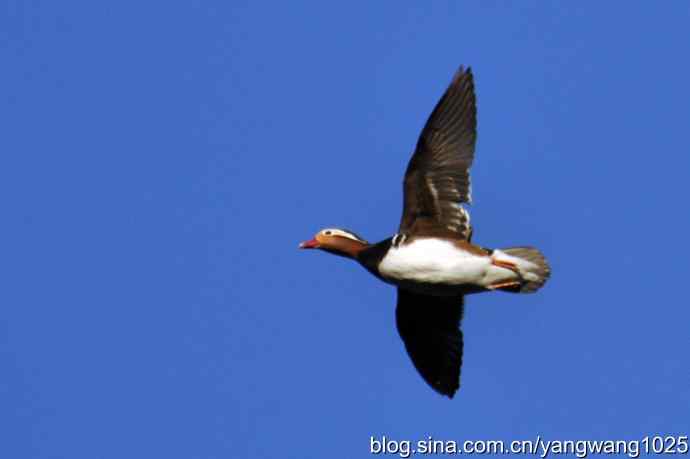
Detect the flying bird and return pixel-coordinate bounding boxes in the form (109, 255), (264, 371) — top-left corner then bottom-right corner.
(300, 66), (550, 398)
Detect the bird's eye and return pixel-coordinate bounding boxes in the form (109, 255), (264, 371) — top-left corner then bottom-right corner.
(324, 230), (332, 236)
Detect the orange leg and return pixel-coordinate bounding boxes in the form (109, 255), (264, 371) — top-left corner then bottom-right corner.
(488, 280), (522, 290)
(492, 258), (519, 274)
(491, 257), (525, 289)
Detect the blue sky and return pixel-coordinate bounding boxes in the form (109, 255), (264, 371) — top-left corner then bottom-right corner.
(2, 1), (689, 458)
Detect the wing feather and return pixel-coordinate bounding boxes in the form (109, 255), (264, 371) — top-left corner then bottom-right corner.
(395, 289), (464, 398)
(400, 66), (477, 239)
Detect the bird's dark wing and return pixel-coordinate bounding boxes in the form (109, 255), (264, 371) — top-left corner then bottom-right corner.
(399, 66), (477, 240)
(395, 289), (464, 398)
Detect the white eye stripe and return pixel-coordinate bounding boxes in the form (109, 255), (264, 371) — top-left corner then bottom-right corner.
(321, 228), (366, 243)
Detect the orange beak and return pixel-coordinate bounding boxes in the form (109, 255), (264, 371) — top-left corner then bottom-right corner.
(299, 238), (320, 249)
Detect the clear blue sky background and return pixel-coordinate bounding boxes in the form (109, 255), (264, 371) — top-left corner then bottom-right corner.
(2, 2), (689, 458)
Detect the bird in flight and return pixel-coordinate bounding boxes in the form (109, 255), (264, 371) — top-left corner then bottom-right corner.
(300, 66), (550, 398)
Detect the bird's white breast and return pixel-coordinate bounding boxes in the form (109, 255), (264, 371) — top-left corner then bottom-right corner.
(378, 238), (491, 286)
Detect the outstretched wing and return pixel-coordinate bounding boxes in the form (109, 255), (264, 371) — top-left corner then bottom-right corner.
(395, 289), (464, 398)
(399, 66), (477, 240)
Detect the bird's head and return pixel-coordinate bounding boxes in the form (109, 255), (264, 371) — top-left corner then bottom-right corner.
(299, 228), (369, 259)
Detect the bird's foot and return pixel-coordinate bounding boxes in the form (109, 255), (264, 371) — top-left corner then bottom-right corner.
(487, 280), (522, 290)
(491, 258), (518, 273)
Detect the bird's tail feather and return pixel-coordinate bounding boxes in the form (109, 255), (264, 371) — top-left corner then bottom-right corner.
(496, 247), (551, 293)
